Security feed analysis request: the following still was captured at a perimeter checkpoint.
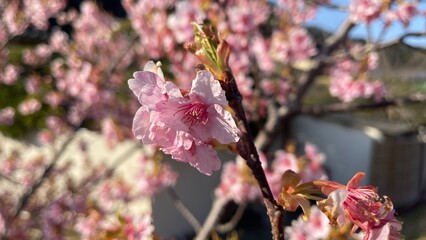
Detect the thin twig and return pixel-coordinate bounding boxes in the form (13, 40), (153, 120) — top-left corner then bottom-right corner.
(374, 32), (426, 53)
(167, 187), (202, 232)
(83, 144), (141, 190)
(0, 173), (22, 185)
(216, 202), (247, 233)
(195, 198), (228, 240)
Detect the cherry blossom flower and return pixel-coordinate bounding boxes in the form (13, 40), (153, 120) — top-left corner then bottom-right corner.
(315, 172), (403, 240)
(0, 107), (15, 126)
(395, 2), (418, 27)
(270, 28), (316, 64)
(1, 64), (20, 85)
(129, 61), (240, 175)
(98, 179), (132, 210)
(329, 58), (385, 102)
(215, 157), (261, 203)
(251, 36), (275, 74)
(123, 215), (154, 240)
(136, 153), (178, 197)
(226, 0), (269, 33)
(302, 143), (328, 182)
(276, 0), (318, 25)
(349, 0), (383, 24)
(18, 98), (42, 115)
(285, 205), (330, 240)
(167, 1), (205, 43)
(101, 118), (125, 148)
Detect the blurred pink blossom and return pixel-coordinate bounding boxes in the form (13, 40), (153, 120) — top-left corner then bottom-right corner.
(0, 107), (15, 126)
(329, 58), (385, 102)
(98, 179), (132, 210)
(167, 1), (205, 43)
(2, 1), (29, 36)
(1, 64), (20, 85)
(18, 98), (41, 115)
(24, 75), (41, 94)
(136, 154), (178, 197)
(395, 2), (418, 27)
(349, 0), (382, 24)
(251, 36), (275, 74)
(43, 91), (64, 107)
(276, 0), (318, 25)
(215, 157), (262, 203)
(226, 0), (269, 33)
(285, 205), (330, 240)
(23, 0), (66, 30)
(270, 28), (316, 64)
(123, 215), (154, 240)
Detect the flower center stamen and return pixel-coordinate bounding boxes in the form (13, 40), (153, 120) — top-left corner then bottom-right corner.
(178, 102), (208, 126)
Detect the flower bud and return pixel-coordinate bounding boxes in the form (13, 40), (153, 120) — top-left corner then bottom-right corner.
(184, 22), (230, 80)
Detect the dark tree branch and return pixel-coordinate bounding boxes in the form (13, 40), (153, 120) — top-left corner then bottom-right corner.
(221, 70), (285, 240)
(216, 202), (247, 233)
(374, 32), (426, 54)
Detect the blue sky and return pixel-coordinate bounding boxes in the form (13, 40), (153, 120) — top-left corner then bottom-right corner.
(305, 0), (426, 48)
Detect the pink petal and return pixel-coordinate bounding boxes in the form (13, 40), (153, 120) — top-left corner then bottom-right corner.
(132, 107), (152, 143)
(150, 101), (189, 132)
(191, 143), (221, 175)
(143, 61), (165, 80)
(189, 70), (227, 106)
(347, 172), (365, 189)
(207, 104), (240, 143)
(129, 71), (165, 108)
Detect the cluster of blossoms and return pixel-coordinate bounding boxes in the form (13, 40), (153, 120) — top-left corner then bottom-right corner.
(329, 51), (385, 103)
(1, 0), (422, 140)
(135, 146), (179, 197)
(349, 0), (419, 27)
(0, 138), (170, 239)
(215, 143), (328, 203)
(129, 61), (240, 175)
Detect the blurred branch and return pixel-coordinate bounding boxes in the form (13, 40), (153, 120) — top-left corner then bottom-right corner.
(167, 187), (202, 232)
(216, 202), (247, 233)
(83, 144), (140, 189)
(13, 133), (76, 218)
(301, 93), (426, 115)
(0, 173), (22, 185)
(195, 198), (229, 240)
(374, 32), (426, 54)
(105, 35), (139, 74)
